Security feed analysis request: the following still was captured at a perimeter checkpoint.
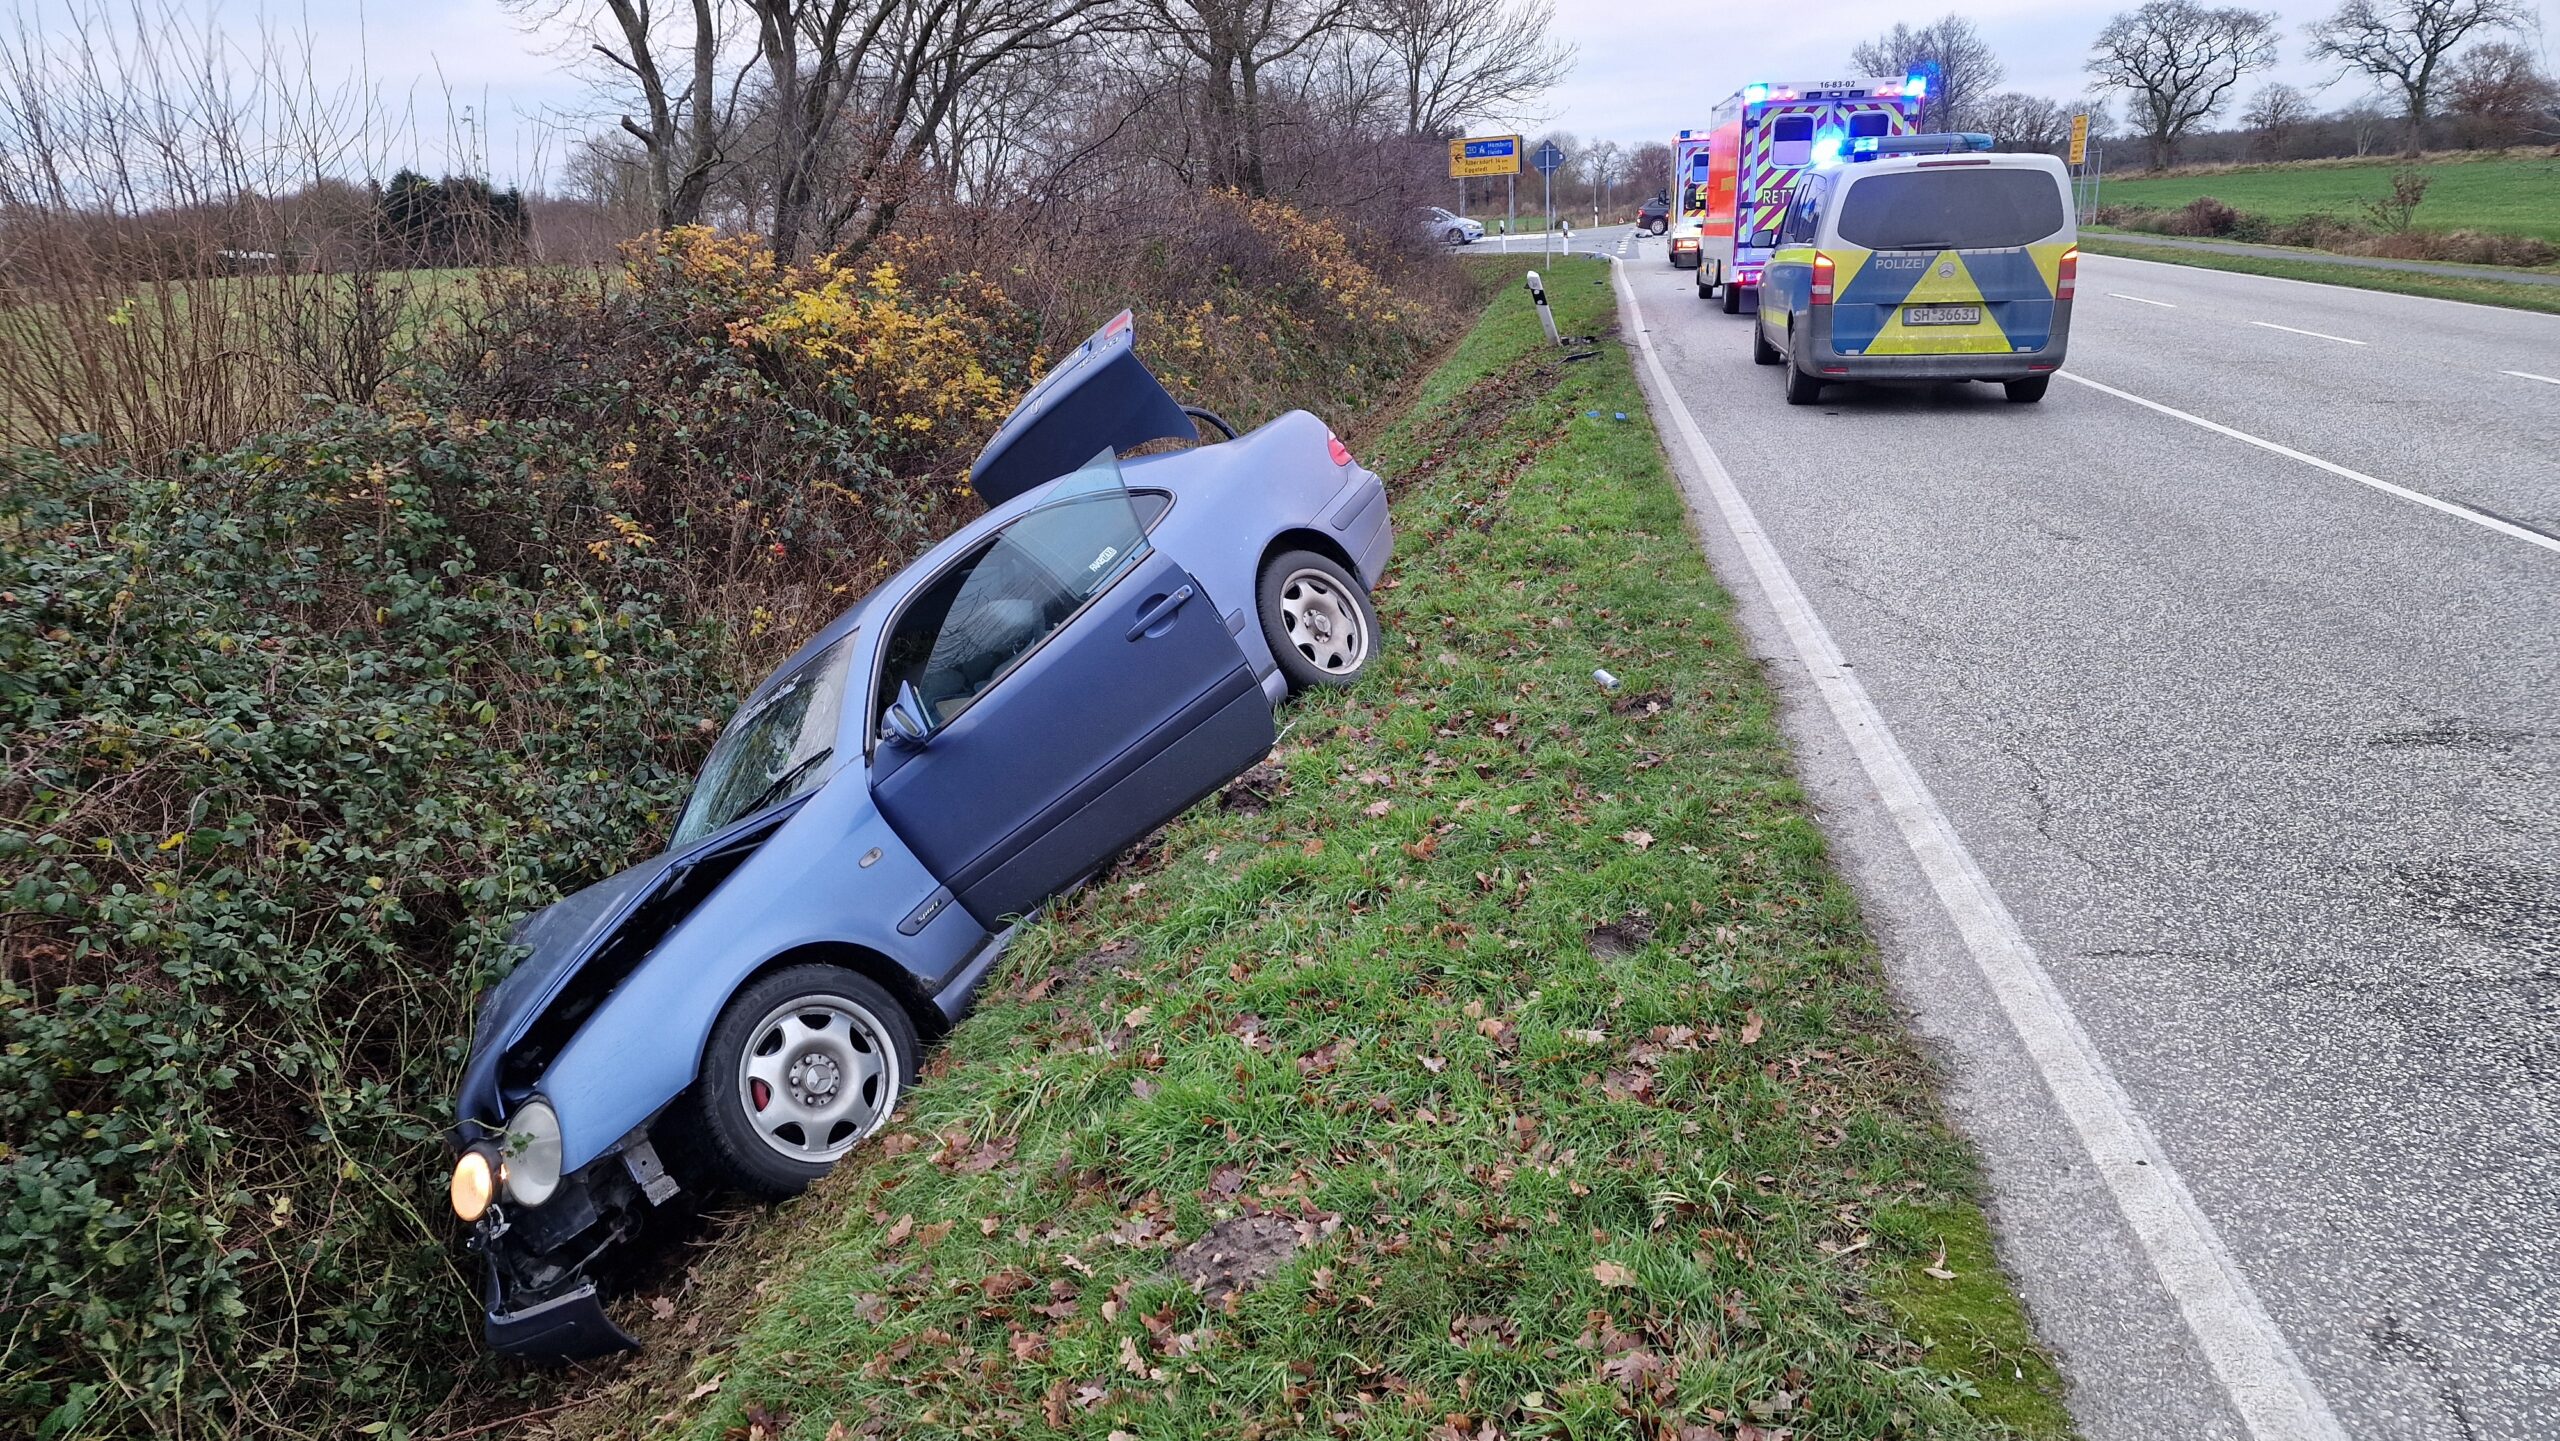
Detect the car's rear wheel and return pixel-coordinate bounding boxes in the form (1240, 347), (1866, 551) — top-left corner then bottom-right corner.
(1649, 219), (1668, 236)
(1259, 550), (1380, 692)
(2004, 375), (2051, 404)
(1783, 330), (1824, 406)
(685, 964), (917, 1199)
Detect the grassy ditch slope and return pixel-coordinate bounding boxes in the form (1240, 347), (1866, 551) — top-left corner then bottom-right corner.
(562, 257), (2069, 1441)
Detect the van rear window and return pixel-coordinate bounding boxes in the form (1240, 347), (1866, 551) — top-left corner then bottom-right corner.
(1834, 168), (2065, 250)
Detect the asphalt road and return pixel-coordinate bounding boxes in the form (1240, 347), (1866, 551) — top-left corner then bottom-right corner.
(1602, 227), (2559, 1438)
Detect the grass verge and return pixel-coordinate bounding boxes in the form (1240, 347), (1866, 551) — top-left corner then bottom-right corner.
(2083, 236), (2560, 316)
(2092, 152), (2560, 243)
(538, 256), (2071, 1441)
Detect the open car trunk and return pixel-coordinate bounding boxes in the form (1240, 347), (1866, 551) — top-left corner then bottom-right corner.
(968, 310), (1194, 507)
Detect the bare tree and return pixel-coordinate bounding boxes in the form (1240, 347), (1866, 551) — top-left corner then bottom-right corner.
(2441, 39), (2560, 145)
(1358, 0), (1570, 136)
(1976, 91), (2073, 153)
(2241, 80), (2313, 155)
(509, 1), (759, 229)
(1147, 0), (1363, 195)
(2087, 1), (2279, 170)
(2338, 97), (2394, 154)
(1850, 14), (2003, 131)
(2308, 0), (2531, 154)
(744, 0), (1117, 257)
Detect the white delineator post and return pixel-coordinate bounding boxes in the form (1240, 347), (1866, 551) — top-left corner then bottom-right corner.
(1525, 270), (1559, 346)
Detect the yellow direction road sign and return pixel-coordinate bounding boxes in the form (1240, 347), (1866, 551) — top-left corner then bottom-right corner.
(2069, 114), (2090, 166)
(1450, 135), (1522, 178)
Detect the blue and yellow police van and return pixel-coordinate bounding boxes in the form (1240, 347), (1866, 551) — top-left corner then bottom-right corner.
(1752, 134), (2078, 405)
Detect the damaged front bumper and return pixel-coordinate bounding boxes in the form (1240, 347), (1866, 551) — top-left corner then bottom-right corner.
(463, 1131), (680, 1359)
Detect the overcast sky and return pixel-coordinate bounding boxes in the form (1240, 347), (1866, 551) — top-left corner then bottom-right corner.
(11, 0), (2552, 186)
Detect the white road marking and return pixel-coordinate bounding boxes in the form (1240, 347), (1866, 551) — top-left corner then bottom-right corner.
(2060, 373), (2560, 557)
(2250, 321), (2365, 345)
(1611, 258), (2349, 1441)
(2503, 369), (2560, 386)
(2110, 292), (2177, 308)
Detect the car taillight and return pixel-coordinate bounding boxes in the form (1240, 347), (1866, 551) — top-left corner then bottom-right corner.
(1811, 252), (1835, 306)
(2057, 245), (2079, 301)
(1327, 434), (1353, 467)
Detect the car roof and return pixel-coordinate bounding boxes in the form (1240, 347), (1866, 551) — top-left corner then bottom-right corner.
(1831, 151), (2070, 180)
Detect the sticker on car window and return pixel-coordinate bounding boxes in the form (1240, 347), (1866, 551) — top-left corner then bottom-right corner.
(1087, 544), (1120, 573)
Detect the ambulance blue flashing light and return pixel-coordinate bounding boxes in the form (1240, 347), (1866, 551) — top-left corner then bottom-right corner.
(1743, 83), (1771, 105)
(1905, 72), (1928, 97)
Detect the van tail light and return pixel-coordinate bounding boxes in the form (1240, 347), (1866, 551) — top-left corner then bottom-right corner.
(2057, 245), (2079, 301)
(1811, 252), (1836, 306)
(1327, 434), (1353, 467)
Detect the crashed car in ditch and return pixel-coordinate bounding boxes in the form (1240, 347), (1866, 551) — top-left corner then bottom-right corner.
(445, 311), (1392, 1358)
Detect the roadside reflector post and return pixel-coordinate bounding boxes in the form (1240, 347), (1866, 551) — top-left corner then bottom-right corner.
(1525, 270), (1560, 346)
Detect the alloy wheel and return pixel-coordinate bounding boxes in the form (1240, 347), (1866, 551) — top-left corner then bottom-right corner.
(1278, 567), (1369, 676)
(735, 994), (899, 1163)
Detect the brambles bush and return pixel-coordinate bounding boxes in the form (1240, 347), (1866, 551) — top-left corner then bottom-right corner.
(0, 412), (737, 1438)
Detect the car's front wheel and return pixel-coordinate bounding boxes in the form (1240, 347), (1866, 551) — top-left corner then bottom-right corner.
(685, 964), (917, 1199)
(1259, 550), (1380, 692)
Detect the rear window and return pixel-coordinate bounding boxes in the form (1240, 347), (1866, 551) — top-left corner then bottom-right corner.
(1834, 167), (2065, 250)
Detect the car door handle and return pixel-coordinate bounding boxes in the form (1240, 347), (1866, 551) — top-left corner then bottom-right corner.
(1126, 584), (1195, 640)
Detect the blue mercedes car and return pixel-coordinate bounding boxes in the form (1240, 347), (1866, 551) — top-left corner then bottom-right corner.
(445, 312), (1392, 1357)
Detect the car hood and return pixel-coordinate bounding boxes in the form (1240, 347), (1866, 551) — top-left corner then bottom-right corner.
(454, 798), (813, 1134)
(472, 853), (681, 1055)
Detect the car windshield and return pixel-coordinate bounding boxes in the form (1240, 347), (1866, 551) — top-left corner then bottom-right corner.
(1835, 168), (2065, 251)
(671, 634), (854, 846)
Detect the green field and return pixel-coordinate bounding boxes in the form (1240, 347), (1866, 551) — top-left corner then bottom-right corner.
(2096, 153), (2560, 242)
(543, 258), (2069, 1441)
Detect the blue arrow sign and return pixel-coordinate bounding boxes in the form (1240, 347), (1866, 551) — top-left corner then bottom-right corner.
(1532, 141), (1566, 175)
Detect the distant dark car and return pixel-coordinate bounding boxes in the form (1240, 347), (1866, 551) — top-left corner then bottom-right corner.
(445, 312), (1393, 1360)
(1636, 193), (1670, 235)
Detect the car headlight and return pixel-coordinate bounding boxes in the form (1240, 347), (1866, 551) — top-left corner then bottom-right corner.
(451, 1149), (497, 1222)
(499, 1099), (564, 1207)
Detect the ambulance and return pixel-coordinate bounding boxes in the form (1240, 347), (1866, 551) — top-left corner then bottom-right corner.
(1665, 129), (1715, 270)
(1693, 75), (1926, 312)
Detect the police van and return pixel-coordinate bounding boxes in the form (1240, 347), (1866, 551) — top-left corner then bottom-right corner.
(1752, 135), (2078, 405)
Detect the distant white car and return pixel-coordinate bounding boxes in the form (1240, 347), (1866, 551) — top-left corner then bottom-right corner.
(1421, 206), (1485, 246)
(1667, 215), (1703, 270)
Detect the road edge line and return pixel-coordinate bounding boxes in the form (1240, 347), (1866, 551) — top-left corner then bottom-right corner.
(2057, 372), (2560, 556)
(1607, 256), (2349, 1441)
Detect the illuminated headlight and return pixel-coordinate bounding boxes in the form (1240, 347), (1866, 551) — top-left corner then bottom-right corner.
(499, 1099), (564, 1207)
(450, 1149), (496, 1222)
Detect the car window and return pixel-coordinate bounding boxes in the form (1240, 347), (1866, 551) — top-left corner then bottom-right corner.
(673, 634), (853, 846)
(1770, 115), (1813, 167)
(1776, 177), (1822, 246)
(1849, 113), (1889, 139)
(877, 451), (1149, 733)
(1835, 167), (2066, 250)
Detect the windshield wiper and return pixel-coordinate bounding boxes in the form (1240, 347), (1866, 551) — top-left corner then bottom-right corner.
(726, 748), (833, 831)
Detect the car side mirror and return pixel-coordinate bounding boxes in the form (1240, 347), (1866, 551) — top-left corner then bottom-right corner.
(882, 682), (935, 748)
